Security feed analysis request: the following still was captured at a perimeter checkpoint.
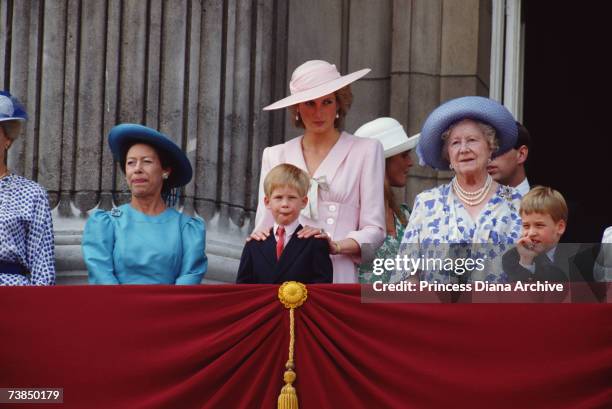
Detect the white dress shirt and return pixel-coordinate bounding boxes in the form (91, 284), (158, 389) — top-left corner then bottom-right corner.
(515, 178), (530, 196)
(273, 218), (301, 247)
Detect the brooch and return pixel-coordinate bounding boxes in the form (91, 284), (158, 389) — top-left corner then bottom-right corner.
(498, 187), (512, 201)
(110, 208), (122, 217)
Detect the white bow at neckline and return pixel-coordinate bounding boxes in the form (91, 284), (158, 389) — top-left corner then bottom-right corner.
(301, 175), (329, 220)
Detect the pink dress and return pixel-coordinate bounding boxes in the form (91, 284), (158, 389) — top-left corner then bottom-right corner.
(255, 131), (386, 283)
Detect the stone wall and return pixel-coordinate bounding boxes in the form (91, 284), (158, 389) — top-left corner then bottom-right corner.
(0, 0), (492, 283)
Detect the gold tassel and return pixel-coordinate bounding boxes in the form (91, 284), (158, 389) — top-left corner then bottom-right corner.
(278, 368), (298, 409)
(277, 282), (308, 409)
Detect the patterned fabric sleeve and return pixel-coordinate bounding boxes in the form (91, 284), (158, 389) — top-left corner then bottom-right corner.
(26, 187), (56, 285)
(175, 216), (207, 285)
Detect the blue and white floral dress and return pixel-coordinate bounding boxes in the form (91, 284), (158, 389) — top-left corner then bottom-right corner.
(0, 174), (55, 285)
(395, 183), (522, 284)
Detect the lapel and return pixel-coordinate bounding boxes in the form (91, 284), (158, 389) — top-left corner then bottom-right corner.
(311, 132), (354, 182)
(552, 243), (579, 270)
(254, 228), (278, 270)
(285, 132), (355, 183)
(284, 137), (309, 173)
(273, 225), (308, 282)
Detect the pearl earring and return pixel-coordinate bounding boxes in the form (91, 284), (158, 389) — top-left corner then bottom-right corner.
(162, 173), (169, 179)
(335, 113), (340, 119)
(449, 164), (454, 170)
(295, 114), (299, 121)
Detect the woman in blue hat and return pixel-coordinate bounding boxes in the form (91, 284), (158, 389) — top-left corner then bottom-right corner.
(81, 124), (207, 284)
(0, 91), (55, 285)
(394, 96), (522, 284)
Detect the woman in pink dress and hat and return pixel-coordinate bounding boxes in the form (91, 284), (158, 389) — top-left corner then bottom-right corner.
(251, 60), (386, 283)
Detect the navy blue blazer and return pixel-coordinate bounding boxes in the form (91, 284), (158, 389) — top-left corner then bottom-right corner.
(236, 225), (333, 284)
(502, 244), (605, 302)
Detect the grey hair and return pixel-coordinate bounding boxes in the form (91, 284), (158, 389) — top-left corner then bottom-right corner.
(440, 118), (499, 162)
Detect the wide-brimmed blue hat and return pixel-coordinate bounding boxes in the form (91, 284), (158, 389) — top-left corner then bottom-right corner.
(416, 96), (517, 170)
(108, 123), (192, 188)
(0, 90), (28, 140)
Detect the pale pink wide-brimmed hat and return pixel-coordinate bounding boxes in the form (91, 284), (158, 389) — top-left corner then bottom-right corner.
(263, 60), (371, 111)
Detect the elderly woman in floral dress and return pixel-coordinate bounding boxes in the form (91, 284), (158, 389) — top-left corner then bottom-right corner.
(395, 96), (522, 284)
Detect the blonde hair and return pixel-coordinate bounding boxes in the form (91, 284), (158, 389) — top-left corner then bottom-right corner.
(520, 186), (568, 222)
(264, 163), (310, 198)
(287, 85), (353, 130)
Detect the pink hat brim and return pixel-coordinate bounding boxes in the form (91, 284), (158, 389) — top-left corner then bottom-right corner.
(263, 68), (371, 110)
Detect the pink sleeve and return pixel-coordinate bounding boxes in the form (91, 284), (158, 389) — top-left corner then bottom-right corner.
(346, 139), (386, 263)
(254, 147), (275, 232)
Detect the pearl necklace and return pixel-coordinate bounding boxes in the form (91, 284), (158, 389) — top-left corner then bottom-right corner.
(452, 174), (492, 206)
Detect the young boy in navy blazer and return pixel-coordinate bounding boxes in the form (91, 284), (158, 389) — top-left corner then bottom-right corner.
(503, 186), (569, 283)
(502, 186), (602, 301)
(236, 164), (333, 284)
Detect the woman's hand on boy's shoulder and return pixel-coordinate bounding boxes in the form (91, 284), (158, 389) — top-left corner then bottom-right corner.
(247, 229), (270, 242)
(296, 225), (325, 239)
(298, 225), (335, 253)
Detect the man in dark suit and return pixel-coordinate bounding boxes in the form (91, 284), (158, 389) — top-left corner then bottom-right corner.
(236, 163), (332, 284)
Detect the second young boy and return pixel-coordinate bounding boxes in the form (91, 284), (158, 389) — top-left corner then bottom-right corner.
(503, 186), (568, 283)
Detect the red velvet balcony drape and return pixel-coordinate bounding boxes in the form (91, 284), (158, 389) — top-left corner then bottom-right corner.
(1, 285), (611, 409)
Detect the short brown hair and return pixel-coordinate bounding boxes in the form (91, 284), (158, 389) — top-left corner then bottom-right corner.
(287, 85), (353, 130)
(520, 186), (568, 222)
(264, 163), (310, 198)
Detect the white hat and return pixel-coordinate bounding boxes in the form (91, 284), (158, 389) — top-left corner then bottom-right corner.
(263, 60), (370, 110)
(354, 117), (420, 158)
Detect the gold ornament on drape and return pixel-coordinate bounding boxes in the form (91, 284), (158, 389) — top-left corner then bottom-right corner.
(277, 281), (308, 409)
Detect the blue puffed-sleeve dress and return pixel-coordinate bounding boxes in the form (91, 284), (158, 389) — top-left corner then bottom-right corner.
(82, 204), (207, 284)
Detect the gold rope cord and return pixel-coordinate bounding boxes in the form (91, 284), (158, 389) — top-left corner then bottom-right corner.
(277, 282), (308, 409)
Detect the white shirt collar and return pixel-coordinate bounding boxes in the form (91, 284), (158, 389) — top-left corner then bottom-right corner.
(274, 218), (301, 241)
(516, 178), (530, 196)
